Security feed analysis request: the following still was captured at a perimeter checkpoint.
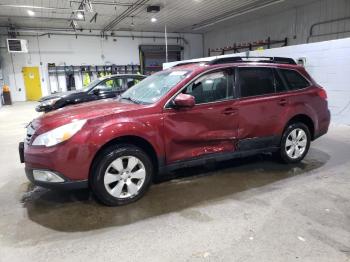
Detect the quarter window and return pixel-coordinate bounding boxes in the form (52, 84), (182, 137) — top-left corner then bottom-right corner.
(280, 69), (310, 90)
(182, 69), (233, 104)
(238, 67), (275, 97)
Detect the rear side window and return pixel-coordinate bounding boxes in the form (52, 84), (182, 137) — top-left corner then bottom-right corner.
(274, 69), (287, 93)
(238, 67), (275, 97)
(94, 78), (123, 91)
(280, 69), (310, 90)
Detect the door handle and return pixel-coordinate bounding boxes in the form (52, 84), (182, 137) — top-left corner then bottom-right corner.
(222, 108), (238, 115)
(278, 98), (288, 106)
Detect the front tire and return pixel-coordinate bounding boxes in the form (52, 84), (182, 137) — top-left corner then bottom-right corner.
(278, 122), (311, 164)
(90, 144), (153, 206)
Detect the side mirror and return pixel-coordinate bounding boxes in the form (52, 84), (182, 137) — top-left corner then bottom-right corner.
(173, 93), (195, 108)
(93, 89), (100, 96)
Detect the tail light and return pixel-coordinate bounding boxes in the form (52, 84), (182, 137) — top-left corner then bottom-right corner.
(317, 88), (327, 100)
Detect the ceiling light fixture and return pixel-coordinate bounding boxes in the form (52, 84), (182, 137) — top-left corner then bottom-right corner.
(151, 17), (157, 23)
(1, 4), (83, 12)
(76, 11), (84, 20)
(192, 0), (285, 30)
(147, 5), (161, 13)
(27, 10), (35, 16)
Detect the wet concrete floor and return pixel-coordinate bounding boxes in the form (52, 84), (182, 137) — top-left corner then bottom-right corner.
(0, 102), (349, 261)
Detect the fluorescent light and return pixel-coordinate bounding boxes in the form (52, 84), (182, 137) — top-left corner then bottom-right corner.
(27, 10), (35, 16)
(151, 17), (157, 23)
(76, 12), (84, 19)
(0, 4), (83, 12)
(192, 0), (285, 30)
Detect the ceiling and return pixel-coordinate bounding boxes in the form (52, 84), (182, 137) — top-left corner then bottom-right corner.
(0, 0), (316, 34)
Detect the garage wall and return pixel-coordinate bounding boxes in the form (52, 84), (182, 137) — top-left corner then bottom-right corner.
(0, 31), (203, 101)
(204, 0), (350, 52)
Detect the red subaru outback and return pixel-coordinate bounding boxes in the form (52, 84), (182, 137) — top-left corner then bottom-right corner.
(19, 57), (330, 206)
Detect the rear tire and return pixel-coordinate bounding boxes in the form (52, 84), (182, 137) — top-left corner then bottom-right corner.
(90, 144), (153, 206)
(278, 122), (311, 164)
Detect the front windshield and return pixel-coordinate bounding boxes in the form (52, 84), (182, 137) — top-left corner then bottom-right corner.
(121, 70), (191, 104)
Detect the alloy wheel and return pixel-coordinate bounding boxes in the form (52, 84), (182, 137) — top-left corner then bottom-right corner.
(104, 156), (146, 199)
(285, 128), (307, 159)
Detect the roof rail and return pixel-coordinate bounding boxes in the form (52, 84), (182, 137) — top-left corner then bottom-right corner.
(172, 62), (202, 67)
(207, 56), (297, 65)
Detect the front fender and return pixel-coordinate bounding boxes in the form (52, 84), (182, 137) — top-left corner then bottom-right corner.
(88, 115), (163, 158)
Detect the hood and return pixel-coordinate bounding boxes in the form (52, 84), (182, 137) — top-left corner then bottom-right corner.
(39, 90), (85, 102)
(32, 99), (144, 131)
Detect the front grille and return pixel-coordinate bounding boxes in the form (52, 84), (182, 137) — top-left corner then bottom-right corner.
(26, 123), (35, 144)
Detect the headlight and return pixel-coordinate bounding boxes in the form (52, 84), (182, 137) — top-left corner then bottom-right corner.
(41, 98), (60, 107)
(32, 119), (86, 147)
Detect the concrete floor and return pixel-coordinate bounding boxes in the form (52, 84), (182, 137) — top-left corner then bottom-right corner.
(0, 102), (349, 262)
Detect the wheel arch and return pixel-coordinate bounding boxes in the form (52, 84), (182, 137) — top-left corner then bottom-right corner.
(89, 135), (159, 182)
(284, 114), (315, 140)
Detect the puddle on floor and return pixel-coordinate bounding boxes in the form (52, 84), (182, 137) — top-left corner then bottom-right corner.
(14, 148), (329, 235)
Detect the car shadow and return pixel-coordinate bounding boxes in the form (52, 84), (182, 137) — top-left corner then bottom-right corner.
(21, 148), (330, 233)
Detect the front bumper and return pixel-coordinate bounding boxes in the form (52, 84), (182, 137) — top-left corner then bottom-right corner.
(19, 130), (97, 189)
(25, 168), (88, 190)
(20, 141), (90, 190)
(19, 142), (24, 163)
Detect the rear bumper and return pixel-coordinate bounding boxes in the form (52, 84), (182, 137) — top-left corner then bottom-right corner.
(25, 168), (88, 190)
(314, 127), (328, 140)
(314, 109), (330, 140)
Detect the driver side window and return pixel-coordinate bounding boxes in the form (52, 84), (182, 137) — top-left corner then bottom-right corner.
(94, 78), (123, 92)
(94, 81), (110, 92)
(182, 69), (233, 104)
